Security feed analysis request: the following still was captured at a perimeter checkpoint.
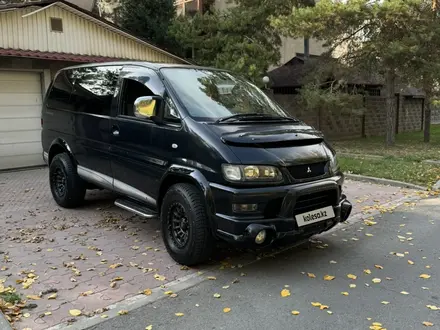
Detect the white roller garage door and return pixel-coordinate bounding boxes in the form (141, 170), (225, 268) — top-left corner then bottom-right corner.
(0, 71), (44, 170)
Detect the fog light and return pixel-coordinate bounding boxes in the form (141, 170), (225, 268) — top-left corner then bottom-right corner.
(233, 204), (258, 212)
(255, 230), (266, 244)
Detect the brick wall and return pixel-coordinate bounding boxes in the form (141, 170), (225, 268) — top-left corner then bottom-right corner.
(268, 92), (424, 139)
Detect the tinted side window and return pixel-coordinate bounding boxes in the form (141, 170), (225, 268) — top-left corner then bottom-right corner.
(68, 65), (122, 116)
(120, 79), (155, 117)
(47, 70), (74, 111)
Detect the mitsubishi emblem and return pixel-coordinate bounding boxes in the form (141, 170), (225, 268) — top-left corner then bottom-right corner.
(307, 166), (312, 173)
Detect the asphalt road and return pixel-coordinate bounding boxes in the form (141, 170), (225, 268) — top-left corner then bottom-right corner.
(90, 197), (440, 330)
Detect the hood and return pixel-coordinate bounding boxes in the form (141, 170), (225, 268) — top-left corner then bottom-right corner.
(206, 122), (330, 166)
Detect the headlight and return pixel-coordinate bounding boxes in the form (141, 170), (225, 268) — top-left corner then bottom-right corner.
(329, 153), (339, 174)
(222, 165), (283, 182)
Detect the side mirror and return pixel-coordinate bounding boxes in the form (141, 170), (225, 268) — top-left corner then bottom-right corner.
(134, 96), (162, 118)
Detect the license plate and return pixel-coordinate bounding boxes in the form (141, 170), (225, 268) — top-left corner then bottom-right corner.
(295, 206), (335, 227)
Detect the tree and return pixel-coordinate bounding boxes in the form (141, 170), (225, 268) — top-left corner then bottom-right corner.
(118, 0), (176, 48)
(271, 0), (440, 145)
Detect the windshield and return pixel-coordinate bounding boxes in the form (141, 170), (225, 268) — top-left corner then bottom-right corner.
(160, 68), (291, 122)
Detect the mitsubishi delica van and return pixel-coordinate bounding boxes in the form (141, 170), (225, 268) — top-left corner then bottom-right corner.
(41, 62), (352, 266)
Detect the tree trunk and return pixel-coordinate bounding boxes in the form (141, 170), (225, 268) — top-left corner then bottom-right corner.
(385, 70), (396, 146)
(424, 92), (432, 143)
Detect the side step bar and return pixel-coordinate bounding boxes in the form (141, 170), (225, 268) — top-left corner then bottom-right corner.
(114, 199), (158, 218)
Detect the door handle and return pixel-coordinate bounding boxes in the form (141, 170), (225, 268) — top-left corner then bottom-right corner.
(111, 126), (120, 137)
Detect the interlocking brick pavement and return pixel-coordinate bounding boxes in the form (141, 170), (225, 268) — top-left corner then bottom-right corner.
(0, 168), (420, 330)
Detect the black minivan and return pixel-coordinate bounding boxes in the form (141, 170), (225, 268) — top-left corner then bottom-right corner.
(41, 62), (352, 266)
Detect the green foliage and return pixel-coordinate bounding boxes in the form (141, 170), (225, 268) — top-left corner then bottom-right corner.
(118, 0), (175, 47)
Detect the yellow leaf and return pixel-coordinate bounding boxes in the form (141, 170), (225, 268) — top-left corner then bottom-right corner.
(327, 311), (333, 315)
(320, 305), (329, 310)
(23, 313), (30, 318)
(347, 274), (357, 280)
(81, 291), (94, 297)
(207, 276), (217, 280)
(154, 274), (166, 281)
(408, 260), (415, 265)
(281, 289), (291, 297)
(101, 315), (108, 318)
(372, 322), (382, 326)
(143, 289), (152, 296)
(146, 325), (153, 330)
(112, 277), (124, 282)
(118, 310), (129, 315)
(426, 305), (439, 310)
(349, 284), (356, 288)
(164, 291), (173, 295)
(400, 291), (409, 295)
(131, 246), (140, 250)
(26, 295), (41, 300)
(420, 274), (431, 279)
(311, 302), (322, 307)
(365, 233), (374, 237)
(175, 312), (184, 317)
(47, 293), (57, 300)
(341, 292), (349, 296)
(291, 310), (300, 315)
(372, 278), (381, 284)
(213, 293), (221, 298)
(323, 275), (335, 281)
(69, 309), (82, 317)
(364, 269), (372, 275)
(110, 282), (117, 288)
(307, 273), (316, 278)
(44, 311), (52, 316)
(109, 263), (123, 269)
(381, 301), (390, 305)
(396, 253), (405, 257)
(223, 307), (231, 313)
(422, 321), (434, 327)
(374, 265), (383, 270)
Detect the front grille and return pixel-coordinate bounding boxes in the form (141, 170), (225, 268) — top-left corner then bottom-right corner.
(288, 161), (328, 180)
(294, 190), (338, 215)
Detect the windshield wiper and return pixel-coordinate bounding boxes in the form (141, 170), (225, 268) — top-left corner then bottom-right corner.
(215, 113), (299, 124)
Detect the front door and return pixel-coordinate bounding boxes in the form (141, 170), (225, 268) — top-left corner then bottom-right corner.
(110, 66), (182, 208)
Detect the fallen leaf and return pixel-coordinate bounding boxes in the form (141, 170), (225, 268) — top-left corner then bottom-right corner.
(223, 307), (231, 313)
(81, 291), (94, 297)
(291, 310), (300, 315)
(323, 275), (335, 281)
(222, 285), (230, 289)
(408, 260), (415, 265)
(365, 233), (374, 237)
(307, 273), (316, 278)
(372, 278), (381, 284)
(110, 282), (117, 288)
(164, 291), (173, 295)
(420, 274), (431, 279)
(422, 287), (429, 290)
(145, 326), (153, 330)
(118, 310), (129, 315)
(320, 305), (329, 310)
(381, 301), (390, 305)
(69, 309), (82, 317)
(213, 293), (221, 298)
(347, 274), (357, 280)
(143, 289), (152, 295)
(349, 284), (356, 288)
(311, 302), (322, 307)
(154, 274), (166, 281)
(426, 305), (439, 311)
(44, 311), (52, 316)
(175, 312), (184, 317)
(400, 291), (409, 295)
(396, 253), (405, 257)
(364, 269), (372, 275)
(281, 289), (291, 297)
(327, 311), (333, 315)
(131, 246), (140, 250)
(101, 315), (108, 319)
(207, 276), (217, 280)
(48, 293), (57, 300)
(109, 263), (123, 269)
(26, 295), (41, 300)
(23, 313), (30, 318)
(341, 292), (349, 296)
(329, 260), (337, 264)
(422, 321), (434, 327)
(112, 277), (124, 282)
(374, 265), (383, 270)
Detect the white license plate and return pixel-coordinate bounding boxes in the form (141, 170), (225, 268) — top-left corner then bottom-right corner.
(295, 206), (335, 227)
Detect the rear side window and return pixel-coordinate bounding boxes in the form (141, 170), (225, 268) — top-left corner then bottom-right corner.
(68, 65), (122, 116)
(47, 70), (74, 111)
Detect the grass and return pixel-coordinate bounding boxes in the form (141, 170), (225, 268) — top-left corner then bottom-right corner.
(0, 292), (21, 305)
(333, 125), (440, 187)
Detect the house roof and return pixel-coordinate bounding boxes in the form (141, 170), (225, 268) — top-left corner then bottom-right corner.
(65, 0), (96, 12)
(267, 53), (382, 88)
(0, 0), (191, 65)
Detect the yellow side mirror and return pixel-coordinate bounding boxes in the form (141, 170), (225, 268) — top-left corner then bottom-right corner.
(134, 97), (157, 118)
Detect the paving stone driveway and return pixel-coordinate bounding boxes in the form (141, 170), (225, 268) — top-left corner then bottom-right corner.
(0, 168), (419, 330)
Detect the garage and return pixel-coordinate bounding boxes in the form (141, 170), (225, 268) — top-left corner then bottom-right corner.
(0, 71), (44, 170)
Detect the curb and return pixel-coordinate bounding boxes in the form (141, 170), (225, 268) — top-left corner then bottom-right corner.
(0, 312), (13, 330)
(344, 173), (427, 191)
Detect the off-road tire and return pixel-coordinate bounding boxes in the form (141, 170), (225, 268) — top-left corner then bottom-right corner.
(161, 183), (213, 266)
(49, 153), (86, 208)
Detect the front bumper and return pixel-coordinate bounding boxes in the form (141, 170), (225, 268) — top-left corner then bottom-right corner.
(210, 177), (352, 245)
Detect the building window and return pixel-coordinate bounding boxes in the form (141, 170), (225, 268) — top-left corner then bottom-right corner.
(366, 88), (381, 96)
(50, 18), (63, 32)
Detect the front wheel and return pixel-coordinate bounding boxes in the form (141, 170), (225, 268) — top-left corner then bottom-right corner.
(161, 183), (213, 266)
